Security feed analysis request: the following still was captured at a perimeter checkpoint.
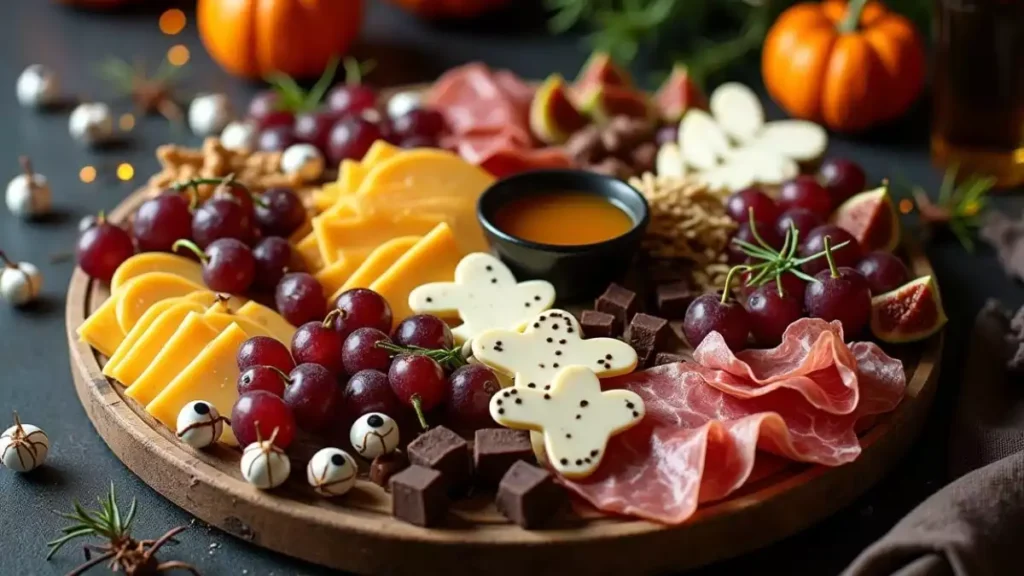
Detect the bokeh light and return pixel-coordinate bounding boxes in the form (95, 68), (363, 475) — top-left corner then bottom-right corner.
(79, 166), (96, 184)
(117, 163), (135, 181)
(159, 9), (186, 35)
(167, 45), (190, 67)
(119, 113), (135, 131)
(899, 199), (913, 214)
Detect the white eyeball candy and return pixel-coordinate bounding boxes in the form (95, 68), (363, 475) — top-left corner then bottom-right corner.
(220, 120), (257, 151)
(175, 401), (224, 449)
(240, 439), (291, 490)
(16, 64), (59, 109)
(387, 91), (422, 120)
(281, 143), (325, 182)
(188, 93), (234, 137)
(306, 447), (358, 497)
(349, 413), (399, 460)
(6, 157), (51, 219)
(0, 255), (42, 307)
(69, 102), (114, 146)
(0, 413), (49, 473)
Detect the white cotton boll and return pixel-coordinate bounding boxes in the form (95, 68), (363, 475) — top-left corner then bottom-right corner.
(69, 103), (114, 146)
(189, 93), (234, 137)
(220, 120), (257, 151)
(5, 162), (51, 219)
(280, 143), (325, 182)
(240, 440), (291, 490)
(16, 65), (59, 109)
(0, 416), (49, 472)
(0, 261), (42, 307)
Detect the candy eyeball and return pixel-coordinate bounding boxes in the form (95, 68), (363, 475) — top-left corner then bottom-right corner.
(220, 120), (257, 151)
(188, 93), (234, 137)
(280, 143), (325, 182)
(0, 258), (42, 307)
(306, 447), (358, 497)
(387, 91), (422, 120)
(176, 401), (224, 449)
(16, 64), (59, 109)
(69, 102), (114, 146)
(0, 414), (49, 473)
(240, 439), (291, 490)
(5, 158), (51, 219)
(349, 412), (399, 460)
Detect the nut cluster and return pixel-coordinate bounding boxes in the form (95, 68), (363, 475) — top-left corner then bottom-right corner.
(147, 137), (302, 197)
(565, 117), (658, 180)
(629, 171), (736, 290)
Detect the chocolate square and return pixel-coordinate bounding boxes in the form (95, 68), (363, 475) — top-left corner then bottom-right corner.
(595, 283), (637, 328)
(654, 351), (690, 366)
(407, 426), (471, 494)
(370, 450), (409, 489)
(580, 310), (619, 339)
(626, 313), (670, 366)
(474, 429), (535, 487)
(656, 281), (698, 319)
(390, 465), (448, 527)
(495, 461), (565, 529)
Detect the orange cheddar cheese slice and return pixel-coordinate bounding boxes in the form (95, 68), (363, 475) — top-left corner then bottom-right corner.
(338, 236), (420, 294)
(315, 248), (373, 299)
(362, 140), (401, 167)
(110, 253), (204, 293)
(124, 312), (219, 406)
(103, 297), (187, 377)
(236, 301), (296, 344)
(146, 322), (250, 446)
(296, 230), (324, 272)
(315, 211), (444, 265)
(105, 299), (210, 387)
(115, 272), (205, 334)
(370, 223), (463, 326)
(77, 294), (126, 359)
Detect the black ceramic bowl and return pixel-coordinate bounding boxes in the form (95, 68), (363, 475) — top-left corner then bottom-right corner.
(477, 170), (650, 302)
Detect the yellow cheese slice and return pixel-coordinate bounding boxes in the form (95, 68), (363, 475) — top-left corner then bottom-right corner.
(338, 236), (420, 293)
(370, 223), (463, 326)
(114, 272), (205, 334)
(315, 249), (373, 300)
(147, 323), (251, 446)
(103, 297), (187, 377)
(295, 231), (324, 272)
(362, 140), (401, 167)
(77, 293), (125, 358)
(105, 299), (209, 387)
(110, 253), (204, 293)
(236, 301), (296, 344)
(203, 302), (274, 339)
(125, 312), (221, 406)
(316, 211), (444, 265)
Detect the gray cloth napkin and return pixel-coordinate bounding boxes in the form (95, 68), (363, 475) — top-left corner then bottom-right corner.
(843, 301), (1024, 576)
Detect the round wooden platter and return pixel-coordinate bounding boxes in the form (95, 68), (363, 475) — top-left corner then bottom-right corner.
(67, 182), (942, 575)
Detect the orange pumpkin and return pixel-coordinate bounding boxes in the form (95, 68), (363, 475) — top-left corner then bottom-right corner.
(762, 0), (925, 133)
(197, 0), (364, 80)
(386, 0), (512, 19)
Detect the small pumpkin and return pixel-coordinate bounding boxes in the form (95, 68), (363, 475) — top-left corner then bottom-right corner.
(197, 0), (364, 80)
(386, 0), (512, 19)
(762, 0), (925, 133)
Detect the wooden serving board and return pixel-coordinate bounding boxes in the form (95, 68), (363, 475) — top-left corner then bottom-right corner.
(67, 184), (942, 576)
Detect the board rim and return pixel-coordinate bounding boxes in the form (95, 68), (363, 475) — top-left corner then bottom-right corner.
(66, 185), (942, 576)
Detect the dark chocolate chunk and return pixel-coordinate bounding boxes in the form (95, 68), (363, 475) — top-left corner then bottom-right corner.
(595, 283), (637, 329)
(580, 310), (619, 339)
(370, 450), (409, 489)
(626, 313), (670, 366)
(474, 429), (535, 487)
(495, 461), (566, 529)
(654, 351), (690, 366)
(656, 281), (698, 319)
(390, 465), (448, 527)
(407, 426), (472, 495)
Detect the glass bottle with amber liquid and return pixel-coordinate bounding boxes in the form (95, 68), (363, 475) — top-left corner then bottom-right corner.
(932, 0), (1024, 188)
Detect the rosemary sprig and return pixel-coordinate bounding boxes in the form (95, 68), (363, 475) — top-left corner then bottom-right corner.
(265, 57), (374, 114)
(47, 484), (138, 559)
(375, 341), (467, 371)
(910, 165), (997, 252)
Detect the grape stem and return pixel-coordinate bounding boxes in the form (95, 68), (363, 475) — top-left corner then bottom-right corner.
(172, 239), (207, 264)
(322, 309), (341, 328)
(720, 265), (748, 304)
(822, 235), (840, 279)
(410, 395), (429, 431)
(375, 341), (467, 371)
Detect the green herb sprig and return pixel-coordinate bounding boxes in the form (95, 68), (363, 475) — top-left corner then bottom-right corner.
(910, 166), (997, 252)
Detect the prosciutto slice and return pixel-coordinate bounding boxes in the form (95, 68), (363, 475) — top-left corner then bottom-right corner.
(560, 319), (906, 525)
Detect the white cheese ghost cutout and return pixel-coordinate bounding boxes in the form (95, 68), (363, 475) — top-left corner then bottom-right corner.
(471, 309), (637, 389)
(408, 253), (556, 344)
(489, 366), (644, 479)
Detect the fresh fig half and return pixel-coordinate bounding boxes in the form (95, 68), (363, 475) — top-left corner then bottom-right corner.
(574, 51), (632, 91)
(869, 275), (948, 343)
(578, 84), (652, 123)
(654, 64), (707, 124)
(832, 185), (901, 252)
(529, 74), (589, 145)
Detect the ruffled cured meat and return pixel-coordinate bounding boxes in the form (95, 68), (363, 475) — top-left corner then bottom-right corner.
(560, 319), (906, 525)
(426, 63), (572, 177)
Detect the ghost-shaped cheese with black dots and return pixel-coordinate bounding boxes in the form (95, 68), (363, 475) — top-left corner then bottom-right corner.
(489, 365), (644, 479)
(408, 253), (556, 344)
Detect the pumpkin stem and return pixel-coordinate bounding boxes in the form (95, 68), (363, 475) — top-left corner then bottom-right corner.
(838, 0), (870, 33)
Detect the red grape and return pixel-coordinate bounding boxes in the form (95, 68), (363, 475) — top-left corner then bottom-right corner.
(326, 84), (378, 117)
(683, 293), (750, 351)
(254, 187), (305, 238)
(332, 288), (393, 340)
(283, 363), (341, 433)
(445, 364), (500, 431)
(252, 236), (294, 292)
(800, 225), (863, 274)
(76, 219), (135, 283)
(398, 135), (437, 149)
(728, 220), (782, 263)
(212, 182), (256, 218)
(292, 315), (346, 375)
(655, 125), (678, 146)
(774, 207), (823, 241)
(327, 116), (383, 164)
(745, 284), (805, 347)
(818, 158), (867, 207)
(275, 272), (327, 326)
(342, 327), (393, 375)
(257, 125), (296, 153)
(132, 192), (192, 252)
(294, 111), (339, 152)
(779, 176), (831, 220)
(725, 187), (780, 224)
(248, 91), (293, 130)
(856, 251), (910, 295)
(804, 267), (872, 338)
(175, 238), (254, 293)
(392, 314), (453, 350)
(192, 197), (255, 248)
(231, 390), (296, 449)
(237, 336), (295, 373)
(391, 109), (446, 141)
(237, 365), (289, 397)
(389, 354), (446, 413)
(341, 369), (406, 422)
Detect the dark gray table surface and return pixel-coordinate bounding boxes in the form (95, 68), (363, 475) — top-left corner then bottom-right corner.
(0, 2), (1021, 575)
